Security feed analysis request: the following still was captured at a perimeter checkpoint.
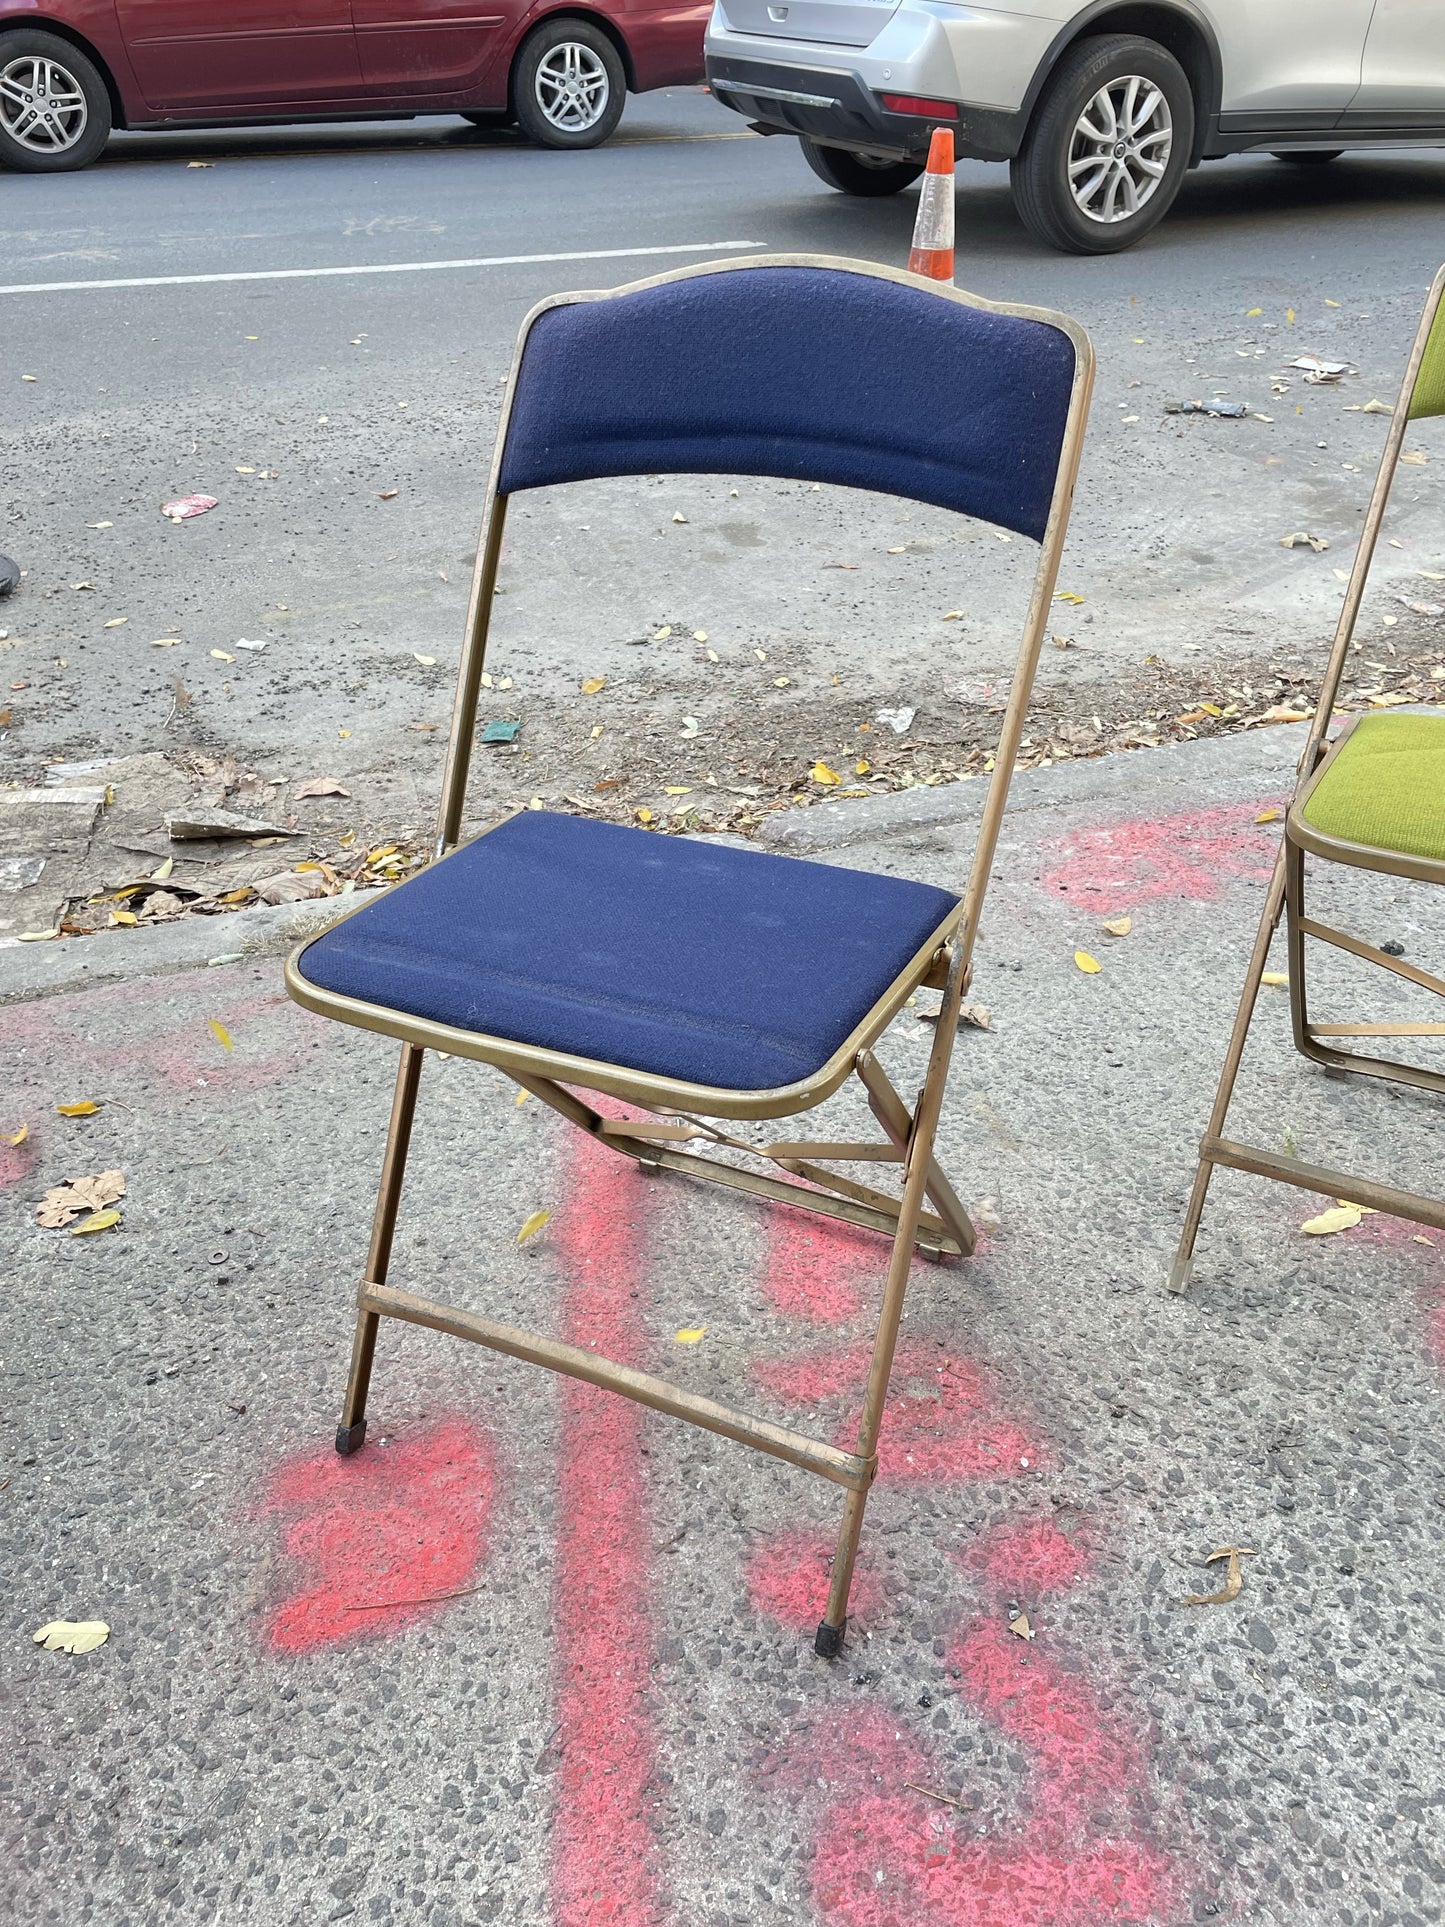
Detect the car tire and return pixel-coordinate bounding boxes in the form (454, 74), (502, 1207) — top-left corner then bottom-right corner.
(1010, 33), (1193, 254)
(800, 138), (922, 196)
(1272, 150), (1344, 164)
(0, 29), (112, 174)
(512, 19), (625, 150)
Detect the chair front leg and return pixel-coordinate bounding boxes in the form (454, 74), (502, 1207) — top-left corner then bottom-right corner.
(337, 1041), (425, 1454)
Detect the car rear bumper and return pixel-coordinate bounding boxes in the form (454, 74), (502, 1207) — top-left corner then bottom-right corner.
(706, 50), (1021, 158)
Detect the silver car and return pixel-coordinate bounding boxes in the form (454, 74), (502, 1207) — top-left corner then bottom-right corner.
(704, 0), (1445, 251)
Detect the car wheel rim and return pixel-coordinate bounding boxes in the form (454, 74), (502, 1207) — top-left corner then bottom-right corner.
(534, 43), (610, 133)
(0, 54), (88, 153)
(1068, 74), (1171, 224)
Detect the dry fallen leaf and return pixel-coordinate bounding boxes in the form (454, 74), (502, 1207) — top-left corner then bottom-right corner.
(1183, 1546), (1254, 1607)
(103, 617), (127, 630)
(1301, 1203), (1362, 1235)
(1280, 532), (1329, 553)
(1401, 449), (1430, 466)
(36, 1169), (125, 1227)
(515, 1087), (529, 1107)
(293, 777), (350, 799)
(72, 1208), (122, 1237)
(56, 1100), (101, 1117)
(581, 676), (606, 695)
(1262, 971), (1289, 987)
(1007, 1612), (1035, 1641)
(811, 762), (842, 786)
(516, 1209), (551, 1245)
(1255, 808), (1281, 824)
(33, 1620), (109, 1654)
(1103, 916), (1132, 937)
(674, 1326), (706, 1344)
(1074, 950), (1102, 974)
(208, 1019), (233, 1053)
(3, 1122), (28, 1146)
(672, 511), (688, 524)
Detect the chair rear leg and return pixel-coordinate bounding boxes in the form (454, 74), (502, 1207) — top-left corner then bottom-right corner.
(1169, 847), (1287, 1294)
(337, 1042), (425, 1454)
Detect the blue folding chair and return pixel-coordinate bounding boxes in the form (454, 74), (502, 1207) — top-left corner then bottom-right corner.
(286, 255), (1093, 1656)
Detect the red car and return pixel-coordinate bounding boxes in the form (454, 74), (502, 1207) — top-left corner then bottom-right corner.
(0, 0), (708, 170)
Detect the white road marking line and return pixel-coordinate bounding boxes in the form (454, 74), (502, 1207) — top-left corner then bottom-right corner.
(0, 239), (767, 297)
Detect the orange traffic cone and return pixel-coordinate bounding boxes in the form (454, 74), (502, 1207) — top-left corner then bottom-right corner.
(907, 127), (955, 282)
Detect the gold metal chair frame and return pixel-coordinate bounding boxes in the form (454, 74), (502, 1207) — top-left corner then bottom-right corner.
(285, 254), (1095, 1655)
(1171, 264), (1445, 1292)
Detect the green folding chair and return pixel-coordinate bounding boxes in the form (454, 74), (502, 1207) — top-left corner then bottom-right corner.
(1173, 263), (1445, 1292)
(286, 254), (1093, 1654)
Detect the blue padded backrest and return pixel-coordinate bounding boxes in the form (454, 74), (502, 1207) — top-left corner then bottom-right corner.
(497, 265), (1077, 541)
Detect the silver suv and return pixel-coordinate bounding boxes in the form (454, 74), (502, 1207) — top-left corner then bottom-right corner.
(704, 0), (1445, 252)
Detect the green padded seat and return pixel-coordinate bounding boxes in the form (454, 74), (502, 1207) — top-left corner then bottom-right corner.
(1299, 711), (1445, 861)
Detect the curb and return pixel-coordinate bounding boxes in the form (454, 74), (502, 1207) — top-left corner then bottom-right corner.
(757, 723), (1312, 854)
(0, 889), (380, 1006)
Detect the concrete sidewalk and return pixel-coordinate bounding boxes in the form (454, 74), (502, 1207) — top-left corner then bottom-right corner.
(3, 729), (1442, 1927)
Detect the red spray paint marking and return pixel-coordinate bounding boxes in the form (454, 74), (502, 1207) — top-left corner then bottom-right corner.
(1040, 803), (1280, 913)
(550, 1131), (665, 1927)
(951, 1617), (1144, 1843)
(761, 1215), (880, 1324)
(0, 1129), (37, 1191)
(964, 1517), (1089, 1598)
(757, 1341), (1044, 1482)
(746, 1530), (884, 1632)
(260, 1419), (494, 1655)
(784, 1706), (1174, 1927)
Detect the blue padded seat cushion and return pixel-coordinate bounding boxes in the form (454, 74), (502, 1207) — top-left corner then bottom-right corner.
(297, 811), (959, 1091)
(498, 265), (1076, 541)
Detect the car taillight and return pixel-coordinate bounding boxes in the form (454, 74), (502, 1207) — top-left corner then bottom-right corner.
(880, 94), (958, 119)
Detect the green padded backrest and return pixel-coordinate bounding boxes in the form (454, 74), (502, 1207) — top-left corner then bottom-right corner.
(1408, 293), (1445, 420)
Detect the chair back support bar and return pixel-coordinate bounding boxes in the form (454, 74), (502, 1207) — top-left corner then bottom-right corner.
(437, 255), (1094, 955)
(1303, 263), (1445, 782)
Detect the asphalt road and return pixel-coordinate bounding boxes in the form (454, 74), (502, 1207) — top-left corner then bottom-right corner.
(3, 87), (1445, 806)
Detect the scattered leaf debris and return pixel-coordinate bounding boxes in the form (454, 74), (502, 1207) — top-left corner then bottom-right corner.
(1183, 1546), (1254, 1607)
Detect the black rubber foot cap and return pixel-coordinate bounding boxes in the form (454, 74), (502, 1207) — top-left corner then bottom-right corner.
(813, 1619), (845, 1660)
(335, 1419), (368, 1456)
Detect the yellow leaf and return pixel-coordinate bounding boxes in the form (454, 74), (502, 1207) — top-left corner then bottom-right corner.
(941, 610), (963, 621)
(72, 1208), (122, 1236)
(1102, 916), (1132, 937)
(515, 1087), (529, 1106)
(634, 807), (654, 825)
(653, 626), (672, 640)
(1401, 449), (1429, 466)
(581, 676), (606, 695)
(1074, 951), (1102, 974)
(1286, 307), (1296, 325)
(664, 786), (692, 796)
(368, 844), (398, 862)
(110, 910), (138, 927)
(674, 1325), (706, 1344)
(1262, 971), (1289, 987)
(150, 856), (174, 881)
(855, 759), (871, 775)
(1335, 1198), (1378, 1215)
(1254, 808), (1281, 824)
(1325, 298), (1341, 308)
(32, 1620), (110, 1654)
(413, 652), (437, 666)
(812, 762), (842, 786)
(1301, 1204), (1362, 1235)
(516, 1209), (551, 1245)
(103, 617), (127, 629)
(3, 1122), (28, 1145)
(210, 648), (235, 662)
(1246, 307), (1263, 317)
(773, 676), (791, 688)
(56, 1100), (101, 1116)
(1199, 702), (1223, 717)
(208, 1019), (233, 1053)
